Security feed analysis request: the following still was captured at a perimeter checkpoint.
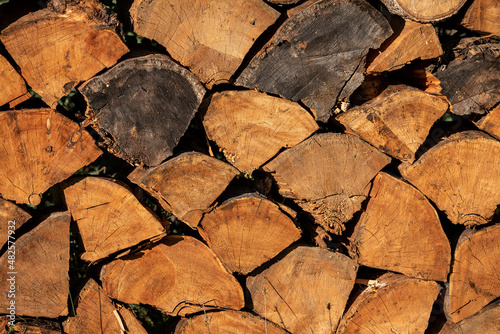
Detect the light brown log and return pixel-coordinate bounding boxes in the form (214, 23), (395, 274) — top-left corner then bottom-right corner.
(128, 152), (238, 228)
(63, 177), (166, 262)
(0, 198), (30, 248)
(0, 54), (29, 108)
(203, 90), (318, 173)
(440, 300), (500, 333)
(0, 109), (102, 205)
(462, 0), (500, 36)
(247, 246), (358, 334)
(380, 0), (467, 22)
(474, 105), (500, 140)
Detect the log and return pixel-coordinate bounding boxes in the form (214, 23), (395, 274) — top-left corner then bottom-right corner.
(0, 0), (128, 107)
(380, 0), (467, 22)
(268, 0), (301, 4)
(336, 273), (441, 333)
(444, 224), (500, 323)
(129, 0), (279, 88)
(128, 152), (238, 228)
(461, 0), (500, 36)
(474, 105), (500, 140)
(203, 90), (319, 173)
(247, 246), (357, 334)
(0, 318), (61, 334)
(399, 131), (500, 227)
(263, 133), (391, 234)
(198, 194), (301, 274)
(440, 300), (500, 333)
(63, 176), (167, 262)
(0, 198), (31, 248)
(236, 0), (393, 122)
(350, 172), (451, 281)
(101, 235), (244, 316)
(337, 84), (448, 163)
(80, 54), (205, 167)
(0, 54), (29, 108)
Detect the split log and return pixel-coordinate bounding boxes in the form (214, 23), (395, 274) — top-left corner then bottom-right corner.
(336, 273), (441, 333)
(101, 235), (244, 316)
(0, 198), (31, 248)
(444, 224), (500, 323)
(462, 0), (500, 36)
(399, 131), (500, 227)
(380, 0), (467, 22)
(474, 105), (500, 140)
(350, 172), (451, 281)
(63, 177), (166, 262)
(0, 318), (61, 334)
(0, 211), (70, 318)
(440, 300), (500, 333)
(0, 109), (102, 205)
(0, 54), (29, 108)
(128, 152), (238, 228)
(129, 0), (279, 88)
(0, 0), (128, 107)
(263, 133), (391, 234)
(337, 84), (448, 163)
(236, 0), (393, 122)
(80, 54), (205, 167)
(247, 246), (357, 334)
(203, 90), (318, 173)
(198, 194), (301, 274)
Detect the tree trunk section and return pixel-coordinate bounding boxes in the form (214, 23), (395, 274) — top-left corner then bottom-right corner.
(0, 198), (31, 249)
(440, 300), (500, 333)
(380, 0), (467, 22)
(474, 105), (500, 140)
(0, 54), (29, 108)
(461, 0), (500, 36)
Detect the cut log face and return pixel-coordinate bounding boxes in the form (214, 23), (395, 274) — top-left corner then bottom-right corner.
(380, 0), (467, 22)
(462, 0), (500, 36)
(0, 0), (128, 107)
(350, 172), (451, 281)
(263, 133), (391, 234)
(0, 211), (70, 318)
(128, 152), (238, 228)
(0, 54), (29, 107)
(475, 105), (500, 140)
(0, 198), (31, 248)
(236, 0), (393, 122)
(399, 131), (500, 227)
(247, 246), (358, 334)
(63, 177), (166, 262)
(0, 109), (102, 205)
(336, 273), (441, 334)
(101, 235), (244, 316)
(440, 300), (500, 333)
(444, 225), (500, 323)
(203, 90), (319, 173)
(80, 54), (205, 167)
(337, 84), (448, 163)
(129, 0), (279, 88)
(198, 194), (301, 274)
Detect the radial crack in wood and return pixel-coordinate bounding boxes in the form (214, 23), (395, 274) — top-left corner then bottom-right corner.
(380, 0), (467, 22)
(0, 54), (29, 108)
(461, 0), (500, 36)
(0, 198), (31, 249)
(440, 300), (500, 333)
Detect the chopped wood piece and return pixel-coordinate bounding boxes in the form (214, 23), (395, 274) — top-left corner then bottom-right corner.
(129, 0), (279, 88)
(0, 198), (30, 248)
(198, 194), (301, 274)
(440, 300), (500, 333)
(247, 246), (357, 334)
(236, 0), (393, 122)
(380, 0), (467, 22)
(204, 90), (318, 173)
(128, 152), (238, 228)
(399, 131), (500, 227)
(264, 133), (391, 234)
(63, 177), (166, 262)
(474, 105), (500, 140)
(337, 273), (441, 333)
(0, 0), (128, 107)
(0, 54), (29, 107)
(444, 224), (500, 323)
(462, 0), (500, 36)
(0, 211), (70, 318)
(337, 84), (448, 163)
(80, 54), (205, 167)
(0, 109), (102, 205)
(101, 235), (244, 316)
(350, 172), (451, 281)
(0, 318), (61, 334)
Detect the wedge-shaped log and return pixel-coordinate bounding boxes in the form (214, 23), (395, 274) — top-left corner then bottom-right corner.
(0, 54), (29, 107)
(236, 0), (392, 122)
(0, 109), (102, 205)
(64, 177), (166, 262)
(0, 198), (30, 249)
(475, 105), (500, 140)
(400, 131), (500, 227)
(264, 133), (390, 234)
(462, 0), (500, 36)
(380, 0), (467, 22)
(440, 300), (500, 333)
(337, 85), (448, 163)
(204, 90), (318, 173)
(101, 235), (244, 316)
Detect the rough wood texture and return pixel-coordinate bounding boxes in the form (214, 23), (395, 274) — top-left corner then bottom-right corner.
(399, 131), (500, 227)
(0, 109), (102, 205)
(198, 194), (301, 274)
(267, 0), (301, 4)
(264, 133), (391, 234)
(63, 177), (166, 262)
(0, 318), (61, 334)
(474, 105), (500, 140)
(128, 152), (238, 228)
(130, 0), (279, 88)
(440, 300), (500, 333)
(0, 198), (31, 248)
(462, 0), (500, 36)
(0, 54), (29, 107)
(337, 273), (441, 333)
(0, 0), (128, 107)
(80, 54), (205, 167)
(444, 224), (500, 323)
(350, 173), (451, 281)
(203, 90), (318, 173)
(236, 0), (393, 122)
(101, 235), (244, 316)
(0, 212), (70, 318)
(380, 0), (467, 22)
(337, 84), (448, 163)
